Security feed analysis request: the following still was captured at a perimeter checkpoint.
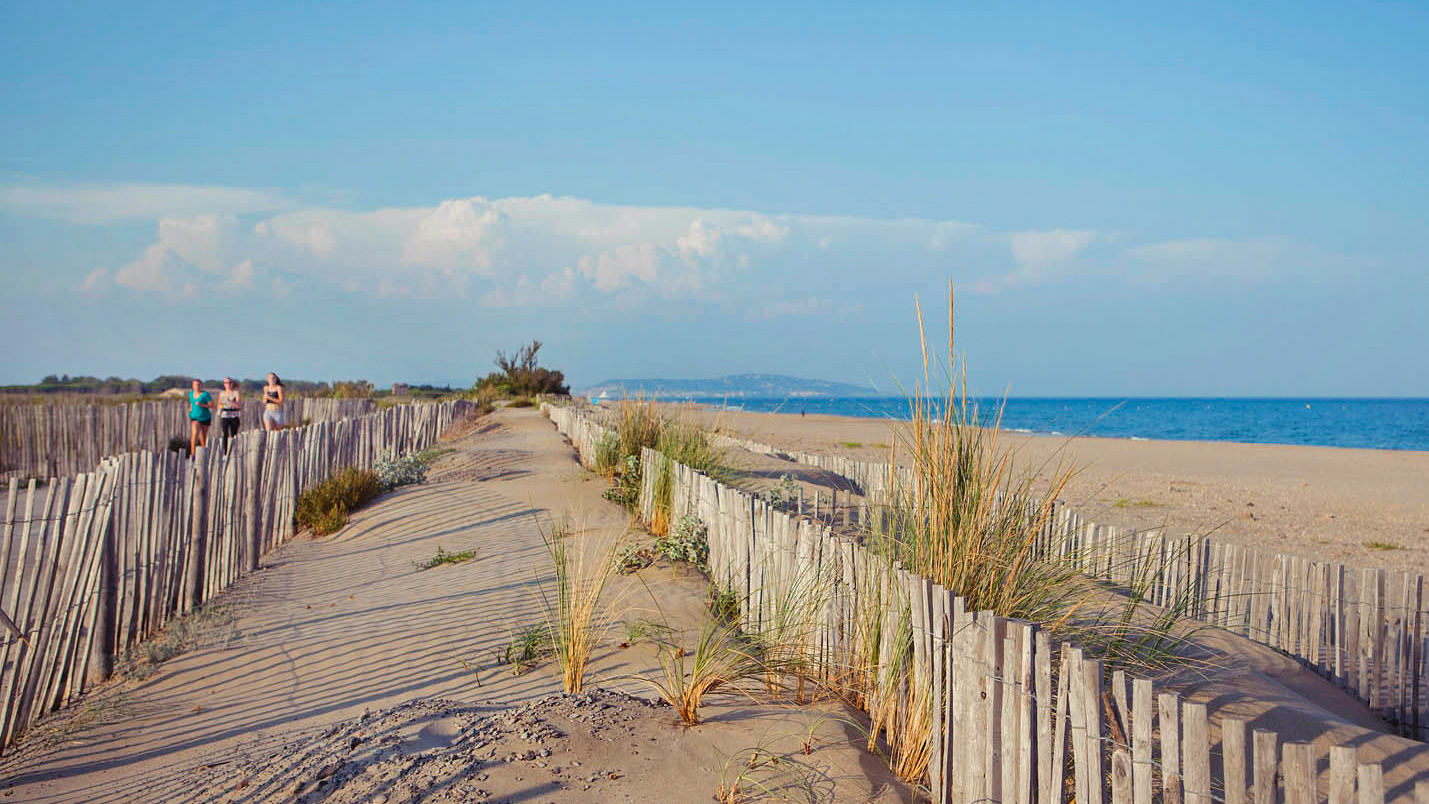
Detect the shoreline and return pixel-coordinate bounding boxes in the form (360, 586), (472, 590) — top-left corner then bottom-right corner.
(685, 406), (1429, 570)
(682, 399), (1429, 454)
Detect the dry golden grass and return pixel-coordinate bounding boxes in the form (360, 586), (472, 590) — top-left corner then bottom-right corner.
(541, 519), (621, 694)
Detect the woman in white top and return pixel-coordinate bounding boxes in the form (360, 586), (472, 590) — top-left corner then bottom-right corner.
(262, 373), (285, 431)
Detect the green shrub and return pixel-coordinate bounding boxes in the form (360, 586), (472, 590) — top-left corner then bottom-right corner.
(508, 396), (534, 408)
(655, 515), (709, 569)
(602, 454), (642, 510)
(295, 467), (381, 536)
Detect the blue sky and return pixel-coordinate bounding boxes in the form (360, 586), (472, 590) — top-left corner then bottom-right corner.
(2, 2), (1426, 395)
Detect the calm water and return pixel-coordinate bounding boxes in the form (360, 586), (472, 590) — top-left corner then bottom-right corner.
(695, 397), (1429, 452)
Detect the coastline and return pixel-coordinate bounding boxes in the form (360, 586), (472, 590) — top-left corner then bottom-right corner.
(687, 407), (1429, 570)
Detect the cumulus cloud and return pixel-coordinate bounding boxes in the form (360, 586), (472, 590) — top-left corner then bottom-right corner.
(28, 183), (1346, 306)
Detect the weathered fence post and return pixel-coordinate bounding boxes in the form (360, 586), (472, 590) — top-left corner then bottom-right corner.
(183, 446), (210, 613)
(244, 433), (266, 573)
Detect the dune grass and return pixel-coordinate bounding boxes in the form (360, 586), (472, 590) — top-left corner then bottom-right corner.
(640, 620), (766, 726)
(540, 519), (621, 694)
(875, 288), (1202, 674)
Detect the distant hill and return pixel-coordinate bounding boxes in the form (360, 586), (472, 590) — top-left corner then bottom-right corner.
(579, 373), (879, 399)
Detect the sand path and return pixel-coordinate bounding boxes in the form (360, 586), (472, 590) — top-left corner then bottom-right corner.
(0, 409), (913, 804)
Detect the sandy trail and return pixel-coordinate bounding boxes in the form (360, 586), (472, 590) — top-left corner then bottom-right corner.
(0, 409), (914, 804)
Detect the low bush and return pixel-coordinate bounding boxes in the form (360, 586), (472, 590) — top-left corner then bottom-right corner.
(295, 467), (381, 536)
(167, 435), (190, 455)
(601, 454), (642, 509)
(508, 396), (534, 408)
(654, 515), (709, 568)
(375, 450), (428, 491)
(615, 542), (655, 574)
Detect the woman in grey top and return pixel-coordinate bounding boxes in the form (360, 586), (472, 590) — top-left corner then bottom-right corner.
(218, 377), (242, 451)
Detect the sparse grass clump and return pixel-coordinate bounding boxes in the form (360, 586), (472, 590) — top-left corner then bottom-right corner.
(707, 583), (741, 625)
(541, 521), (621, 693)
(839, 441), (863, 449)
(1112, 498), (1161, 509)
(500, 624), (555, 675)
(295, 467), (381, 536)
(1365, 540), (1404, 551)
(415, 546), (477, 569)
(641, 621), (765, 725)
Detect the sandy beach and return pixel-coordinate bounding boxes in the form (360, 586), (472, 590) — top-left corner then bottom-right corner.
(691, 408), (1429, 571)
(0, 409), (915, 804)
(1, 405), (1426, 802)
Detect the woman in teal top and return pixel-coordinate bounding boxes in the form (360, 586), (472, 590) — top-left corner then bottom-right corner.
(188, 378), (214, 455)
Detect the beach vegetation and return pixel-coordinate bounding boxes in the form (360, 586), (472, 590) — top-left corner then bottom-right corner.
(640, 620), (766, 725)
(707, 583), (742, 624)
(594, 432), (622, 478)
(374, 449), (429, 491)
(622, 618), (674, 647)
(601, 454), (643, 509)
(600, 399), (728, 534)
(295, 467), (381, 536)
(615, 541), (655, 574)
(540, 519), (620, 693)
(166, 435), (190, 456)
(1112, 498), (1161, 509)
(714, 733), (829, 804)
(654, 514), (710, 569)
(414, 546), (477, 569)
(1364, 540), (1404, 551)
(838, 441), (863, 448)
(499, 624), (555, 675)
(762, 474), (799, 510)
(472, 340), (570, 398)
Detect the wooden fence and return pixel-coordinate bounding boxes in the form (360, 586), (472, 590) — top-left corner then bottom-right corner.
(706, 432), (1429, 741)
(0, 400), (471, 750)
(546, 403), (1429, 804)
(0, 397), (377, 481)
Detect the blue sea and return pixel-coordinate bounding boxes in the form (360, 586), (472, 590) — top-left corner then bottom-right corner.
(698, 397), (1429, 452)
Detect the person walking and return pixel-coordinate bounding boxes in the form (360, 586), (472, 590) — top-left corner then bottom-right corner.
(262, 372), (285, 431)
(218, 377), (242, 452)
(188, 378), (214, 454)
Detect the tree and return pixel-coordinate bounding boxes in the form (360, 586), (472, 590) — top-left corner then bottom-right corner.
(474, 340), (569, 397)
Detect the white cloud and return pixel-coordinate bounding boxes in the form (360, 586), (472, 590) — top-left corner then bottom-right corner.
(24, 183), (1344, 307)
(1009, 229), (1098, 268)
(79, 268), (111, 294)
(0, 183), (287, 223)
(1125, 236), (1290, 283)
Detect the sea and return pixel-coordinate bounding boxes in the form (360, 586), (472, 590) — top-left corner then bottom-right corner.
(688, 397), (1429, 452)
